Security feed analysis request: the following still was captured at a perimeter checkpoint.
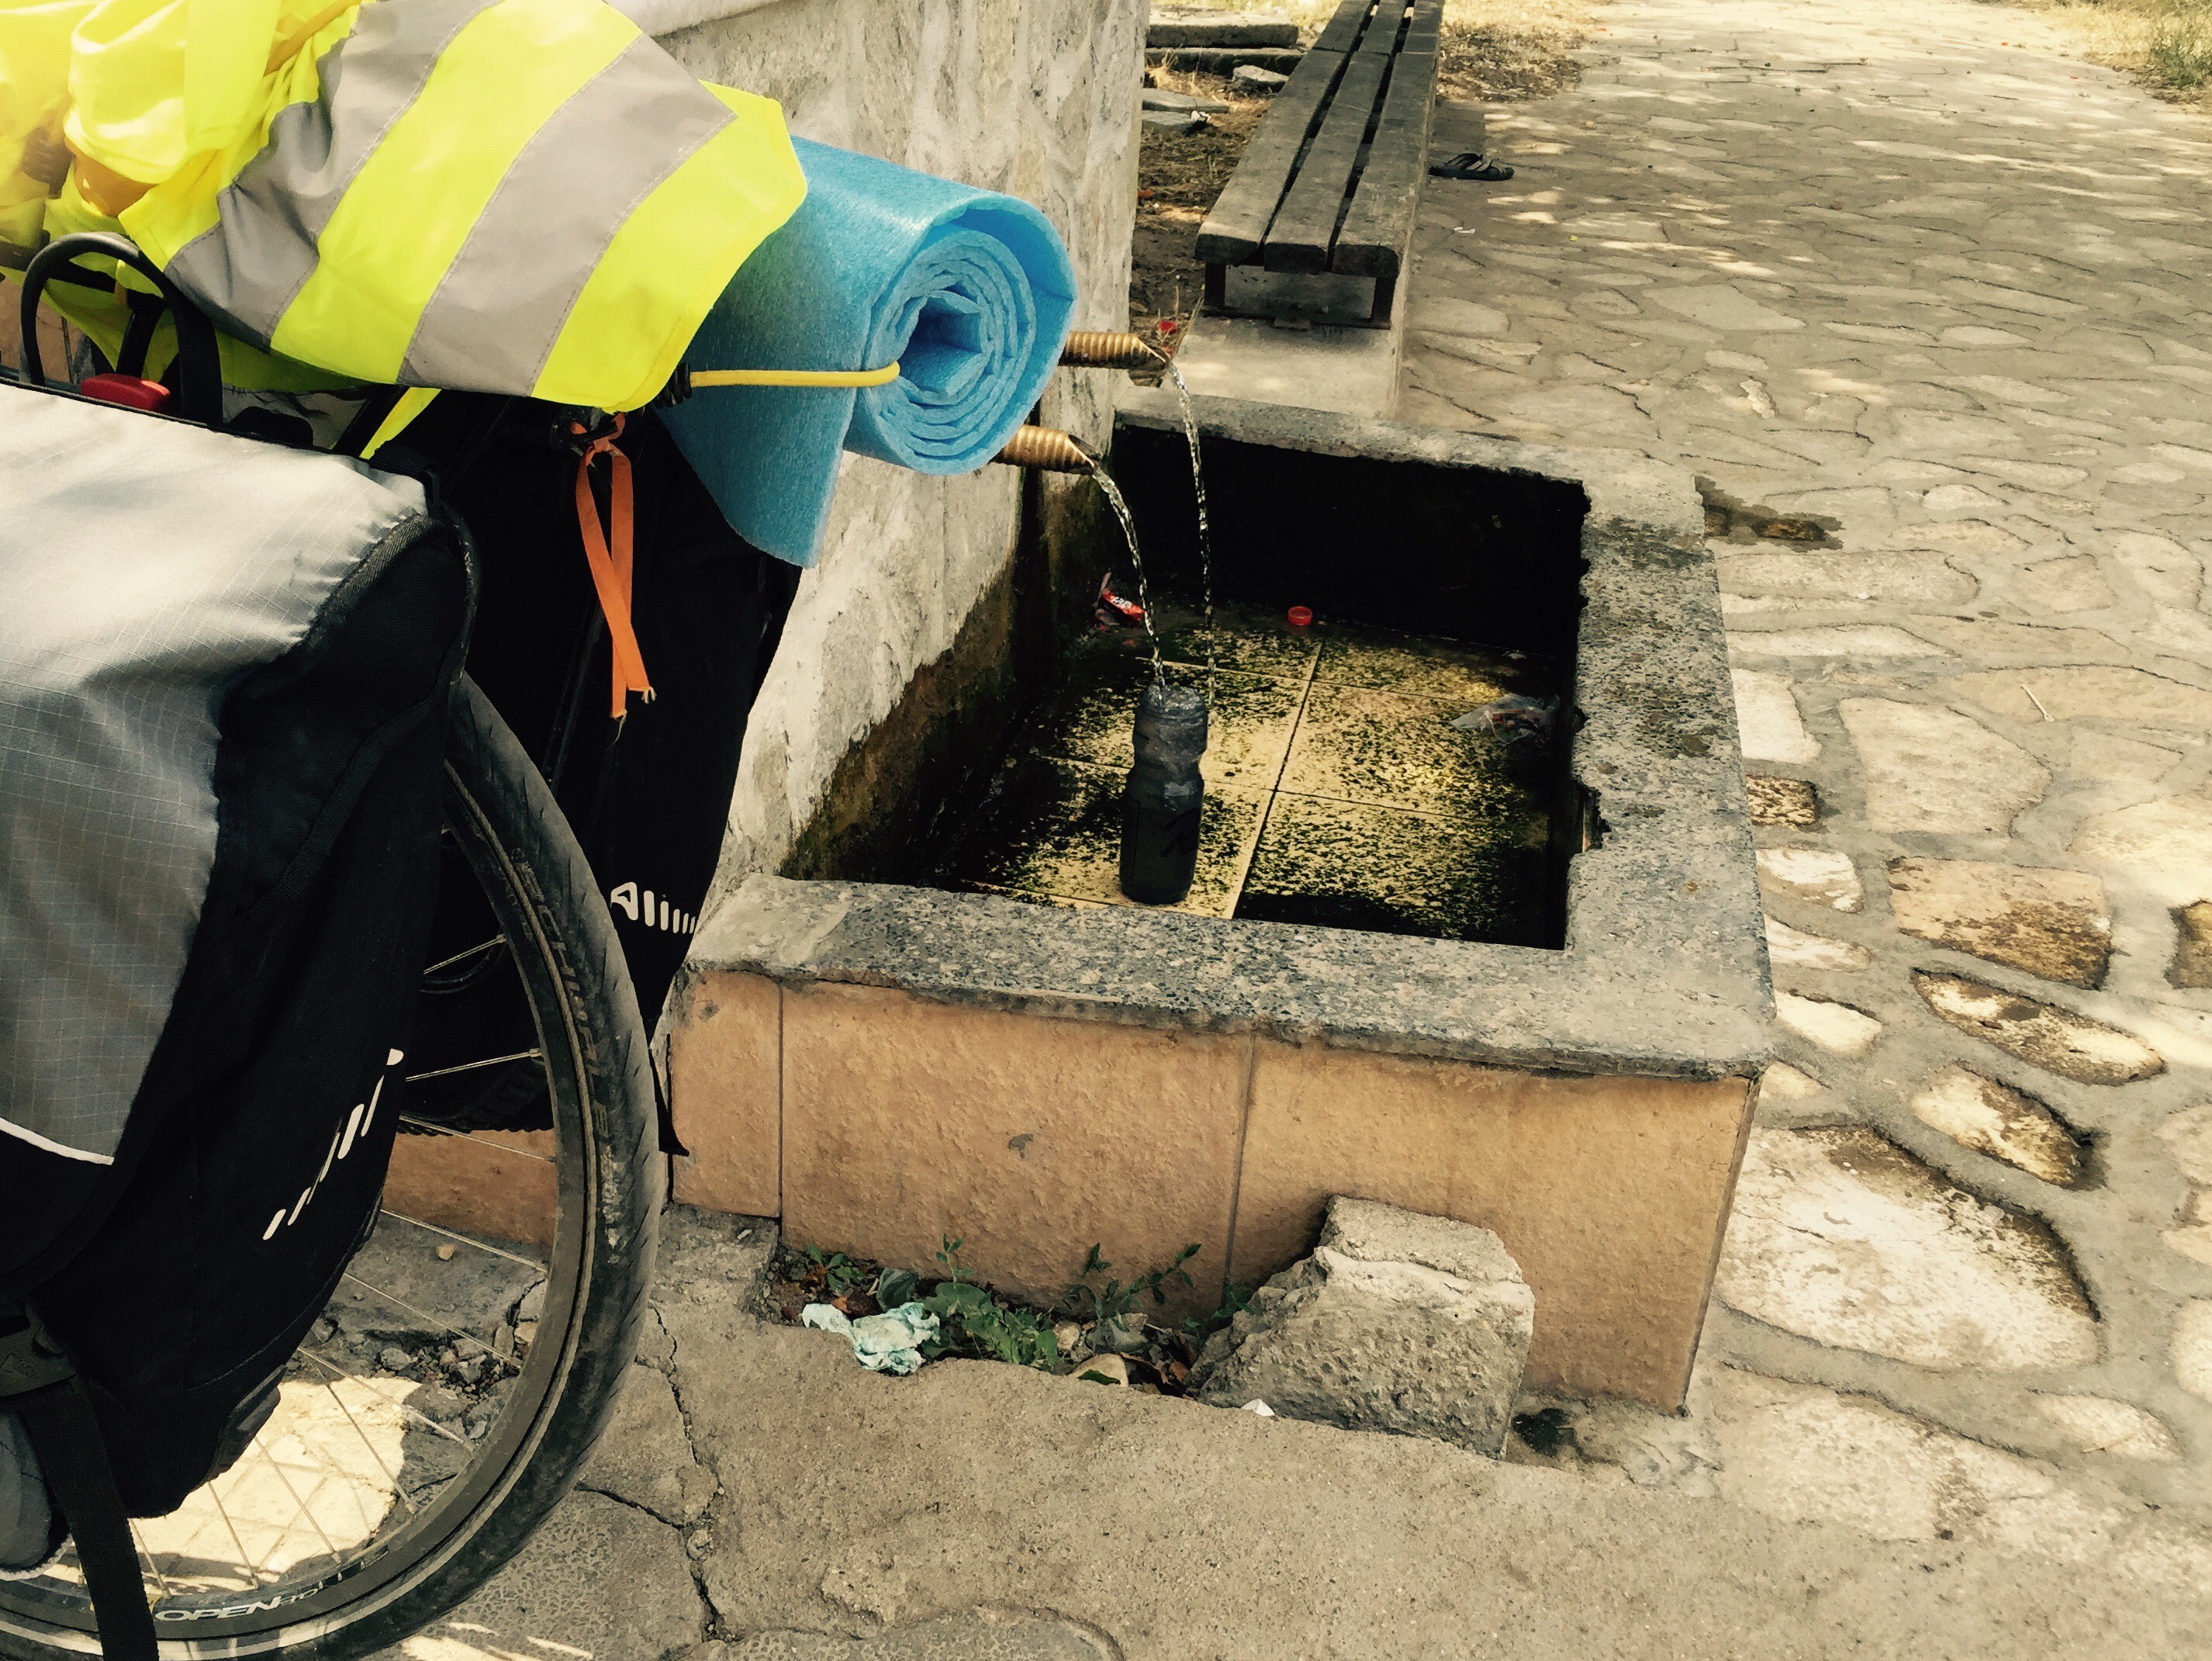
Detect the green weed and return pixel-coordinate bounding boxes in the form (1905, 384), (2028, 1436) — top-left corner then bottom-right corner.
(2148, 0), (2212, 88)
(1183, 1281), (1252, 1340)
(1064, 1242), (1202, 1327)
(918, 1237), (1061, 1372)
(802, 1244), (869, 1297)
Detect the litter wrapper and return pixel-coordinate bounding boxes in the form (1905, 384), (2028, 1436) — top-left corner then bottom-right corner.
(801, 1301), (940, 1376)
(662, 137), (1077, 566)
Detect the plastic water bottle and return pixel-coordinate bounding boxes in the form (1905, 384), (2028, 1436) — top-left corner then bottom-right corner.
(1119, 682), (1208, 905)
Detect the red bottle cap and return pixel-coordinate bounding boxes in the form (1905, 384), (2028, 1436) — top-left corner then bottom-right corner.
(79, 373), (171, 414)
(1287, 605), (1314, 628)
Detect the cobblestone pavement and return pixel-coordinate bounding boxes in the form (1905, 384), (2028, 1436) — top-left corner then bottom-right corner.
(1403, 0), (2212, 1587)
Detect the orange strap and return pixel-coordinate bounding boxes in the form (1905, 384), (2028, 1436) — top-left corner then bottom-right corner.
(572, 416), (654, 718)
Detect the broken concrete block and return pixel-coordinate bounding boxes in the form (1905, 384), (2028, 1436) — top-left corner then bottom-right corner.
(1190, 1197), (1533, 1455)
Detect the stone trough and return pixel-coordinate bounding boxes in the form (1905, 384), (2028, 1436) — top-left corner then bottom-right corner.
(658, 394), (1771, 1410)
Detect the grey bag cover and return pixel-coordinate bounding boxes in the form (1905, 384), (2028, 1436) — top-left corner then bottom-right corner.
(0, 382), (431, 1165)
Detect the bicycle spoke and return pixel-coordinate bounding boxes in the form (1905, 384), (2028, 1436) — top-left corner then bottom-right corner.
(405, 1048), (539, 1082)
(306, 1365), (418, 1519)
(207, 1486), (264, 1589)
(392, 1116), (556, 1168)
(423, 935), (505, 975)
(281, 1373), (391, 1546)
(378, 1207), (550, 1272)
(296, 1348), (471, 1450)
(247, 1425), (347, 1569)
(130, 1521), (176, 1603)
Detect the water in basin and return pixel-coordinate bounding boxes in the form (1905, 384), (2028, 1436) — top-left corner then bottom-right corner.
(928, 595), (1561, 946)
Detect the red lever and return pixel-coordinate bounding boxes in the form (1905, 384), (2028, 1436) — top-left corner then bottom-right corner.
(80, 374), (172, 414)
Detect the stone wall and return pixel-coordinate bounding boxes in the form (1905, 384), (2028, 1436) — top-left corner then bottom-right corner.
(645, 0), (1145, 901)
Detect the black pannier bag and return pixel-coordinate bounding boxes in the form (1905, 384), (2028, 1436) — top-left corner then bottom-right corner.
(0, 382), (472, 1521)
(400, 405), (797, 1137)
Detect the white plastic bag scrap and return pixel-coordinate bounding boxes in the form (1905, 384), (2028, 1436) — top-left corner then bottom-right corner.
(800, 1302), (940, 1376)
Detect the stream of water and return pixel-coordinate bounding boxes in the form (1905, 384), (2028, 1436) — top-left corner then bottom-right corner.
(1163, 361), (1215, 676)
(1088, 462), (1165, 684)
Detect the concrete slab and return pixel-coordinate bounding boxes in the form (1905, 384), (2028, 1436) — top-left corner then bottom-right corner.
(720, 1613), (1115, 1659)
(652, 1232), (2211, 1661)
(379, 1490), (705, 1661)
(1167, 310), (1402, 418)
(376, 1205), (2212, 1659)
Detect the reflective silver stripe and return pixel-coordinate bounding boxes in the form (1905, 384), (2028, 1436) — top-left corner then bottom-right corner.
(165, 0), (500, 348)
(394, 33), (733, 392)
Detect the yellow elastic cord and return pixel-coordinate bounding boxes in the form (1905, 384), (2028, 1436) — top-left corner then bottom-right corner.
(361, 386), (440, 460)
(690, 361), (900, 388)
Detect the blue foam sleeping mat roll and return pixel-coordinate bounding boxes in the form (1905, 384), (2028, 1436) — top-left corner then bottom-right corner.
(661, 137), (1078, 567)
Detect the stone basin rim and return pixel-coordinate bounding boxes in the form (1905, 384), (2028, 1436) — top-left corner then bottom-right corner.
(685, 394), (1773, 1084)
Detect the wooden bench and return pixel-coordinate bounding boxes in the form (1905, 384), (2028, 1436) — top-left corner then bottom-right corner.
(1196, 0), (1443, 328)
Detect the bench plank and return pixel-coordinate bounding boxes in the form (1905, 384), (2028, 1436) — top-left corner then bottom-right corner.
(1402, 0), (1445, 55)
(1353, 0), (1412, 59)
(1195, 0), (1442, 322)
(1331, 48), (1439, 280)
(1311, 0), (1374, 56)
(1261, 48), (1390, 273)
(1194, 47), (1349, 266)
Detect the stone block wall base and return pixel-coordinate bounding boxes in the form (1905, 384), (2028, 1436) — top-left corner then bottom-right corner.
(770, 978), (1250, 1324)
(384, 1128), (558, 1253)
(663, 973), (1754, 1409)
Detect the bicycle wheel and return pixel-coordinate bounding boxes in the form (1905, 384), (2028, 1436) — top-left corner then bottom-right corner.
(0, 677), (660, 1660)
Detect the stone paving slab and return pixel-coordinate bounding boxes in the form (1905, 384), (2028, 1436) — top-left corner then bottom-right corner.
(1400, 0), (2212, 1555)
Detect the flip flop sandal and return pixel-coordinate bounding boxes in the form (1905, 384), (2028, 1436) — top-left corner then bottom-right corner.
(1428, 151), (1514, 181)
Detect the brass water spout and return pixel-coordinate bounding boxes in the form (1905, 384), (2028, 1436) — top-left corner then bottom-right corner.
(996, 334), (1166, 468)
(994, 424), (1095, 473)
(1058, 330), (1168, 371)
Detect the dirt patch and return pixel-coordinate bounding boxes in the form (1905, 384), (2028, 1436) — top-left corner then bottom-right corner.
(1438, 22), (1587, 103)
(1697, 476), (1842, 547)
(1129, 71), (1271, 337)
(2029, 0), (2212, 108)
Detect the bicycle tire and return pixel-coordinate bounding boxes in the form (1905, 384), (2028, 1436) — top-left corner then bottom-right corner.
(0, 677), (660, 1661)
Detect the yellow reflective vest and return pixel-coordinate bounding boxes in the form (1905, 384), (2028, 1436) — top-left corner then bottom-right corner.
(4, 0), (807, 410)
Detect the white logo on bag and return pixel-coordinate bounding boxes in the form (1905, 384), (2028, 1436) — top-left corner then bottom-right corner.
(608, 881), (697, 936)
(260, 1048), (403, 1242)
